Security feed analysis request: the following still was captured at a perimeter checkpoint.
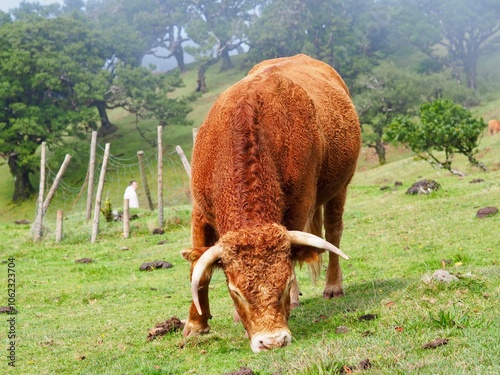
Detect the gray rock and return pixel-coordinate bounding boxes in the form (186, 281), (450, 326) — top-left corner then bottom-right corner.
(432, 269), (458, 283)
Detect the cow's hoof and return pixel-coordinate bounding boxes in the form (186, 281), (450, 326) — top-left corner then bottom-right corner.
(323, 286), (344, 299)
(182, 321), (210, 337)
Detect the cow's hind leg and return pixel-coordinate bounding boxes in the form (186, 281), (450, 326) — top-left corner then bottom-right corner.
(323, 191), (348, 298)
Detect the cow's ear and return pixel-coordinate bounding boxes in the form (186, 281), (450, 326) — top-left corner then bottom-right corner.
(181, 247), (210, 262)
(292, 245), (319, 264)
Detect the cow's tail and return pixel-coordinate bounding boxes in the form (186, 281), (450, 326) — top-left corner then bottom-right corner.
(305, 206), (324, 284)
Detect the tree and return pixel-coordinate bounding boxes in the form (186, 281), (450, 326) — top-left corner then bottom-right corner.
(386, 99), (487, 174)
(0, 15), (108, 201)
(354, 62), (431, 164)
(401, 0), (500, 90)
(186, 0), (257, 73)
(86, 0), (191, 71)
(0, 13), (194, 202)
(107, 64), (197, 146)
(246, 0), (391, 87)
(354, 61), (478, 165)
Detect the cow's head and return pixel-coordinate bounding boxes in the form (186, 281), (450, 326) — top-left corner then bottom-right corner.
(186, 223), (349, 352)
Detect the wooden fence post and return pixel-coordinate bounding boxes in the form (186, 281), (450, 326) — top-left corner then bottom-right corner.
(42, 154), (71, 216)
(55, 210), (63, 243)
(86, 131), (98, 220)
(192, 127), (198, 145)
(33, 142), (46, 241)
(91, 143), (110, 243)
(123, 198), (130, 239)
(137, 150), (154, 210)
(157, 126), (164, 228)
(175, 145), (191, 179)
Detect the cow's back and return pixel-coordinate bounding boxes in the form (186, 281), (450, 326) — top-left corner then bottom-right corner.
(192, 54), (361, 232)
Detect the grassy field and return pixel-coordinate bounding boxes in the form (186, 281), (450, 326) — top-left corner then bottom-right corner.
(1, 53), (500, 374)
(1, 132), (499, 374)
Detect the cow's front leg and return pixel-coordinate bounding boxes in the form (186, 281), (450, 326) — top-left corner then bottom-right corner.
(183, 264), (213, 336)
(289, 265), (300, 309)
(182, 206), (218, 336)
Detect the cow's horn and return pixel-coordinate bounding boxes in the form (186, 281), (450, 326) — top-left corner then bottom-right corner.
(288, 231), (350, 260)
(191, 243), (223, 316)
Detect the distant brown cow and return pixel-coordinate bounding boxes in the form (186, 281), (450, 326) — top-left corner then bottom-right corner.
(181, 54), (361, 352)
(488, 119), (500, 135)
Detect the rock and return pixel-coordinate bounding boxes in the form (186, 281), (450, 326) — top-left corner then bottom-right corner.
(406, 179), (441, 195)
(335, 326), (349, 334)
(432, 269), (458, 283)
(139, 260), (172, 271)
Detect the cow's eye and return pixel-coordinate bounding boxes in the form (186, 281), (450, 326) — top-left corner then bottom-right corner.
(229, 287), (244, 300)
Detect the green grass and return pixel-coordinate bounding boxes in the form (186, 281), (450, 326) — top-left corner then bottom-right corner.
(1, 52), (500, 374)
(2, 132), (499, 374)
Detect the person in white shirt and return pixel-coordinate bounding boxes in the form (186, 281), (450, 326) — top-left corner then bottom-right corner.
(124, 180), (139, 208)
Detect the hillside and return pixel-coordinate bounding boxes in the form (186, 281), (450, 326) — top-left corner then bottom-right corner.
(1, 52), (499, 224)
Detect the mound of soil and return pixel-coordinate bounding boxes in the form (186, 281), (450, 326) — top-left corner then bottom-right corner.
(75, 258), (93, 264)
(0, 306), (17, 314)
(223, 367), (255, 375)
(476, 206), (498, 218)
(147, 317), (184, 341)
(422, 337), (448, 349)
(14, 219), (30, 225)
(152, 228), (165, 235)
(139, 260), (172, 271)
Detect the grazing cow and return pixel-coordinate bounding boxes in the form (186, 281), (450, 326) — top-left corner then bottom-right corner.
(488, 119), (500, 135)
(181, 54), (361, 352)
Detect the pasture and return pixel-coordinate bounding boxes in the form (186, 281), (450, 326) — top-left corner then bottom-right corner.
(1, 133), (499, 374)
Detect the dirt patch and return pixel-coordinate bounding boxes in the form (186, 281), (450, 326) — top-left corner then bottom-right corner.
(223, 367), (255, 375)
(469, 178), (484, 183)
(147, 317), (184, 341)
(14, 219), (30, 225)
(139, 260), (172, 271)
(476, 206), (498, 218)
(340, 358), (371, 373)
(422, 337), (448, 349)
(75, 258), (93, 264)
(0, 306), (16, 314)
(358, 314), (378, 321)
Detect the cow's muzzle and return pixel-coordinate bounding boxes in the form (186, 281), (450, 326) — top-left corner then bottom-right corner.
(250, 330), (292, 352)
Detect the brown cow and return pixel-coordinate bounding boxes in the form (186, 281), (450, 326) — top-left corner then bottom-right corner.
(181, 54), (361, 352)
(488, 119), (500, 135)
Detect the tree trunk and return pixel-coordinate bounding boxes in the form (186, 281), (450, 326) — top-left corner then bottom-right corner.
(375, 139), (386, 165)
(196, 63), (208, 93)
(220, 48), (233, 71)
(8, 153), (35, 202)
(173, 43), (186, 72)
(96, 101), (117, 136)
(464, 61), (477, 90)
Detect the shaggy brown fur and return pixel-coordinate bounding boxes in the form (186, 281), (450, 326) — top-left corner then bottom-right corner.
(182, 54), (361, 346)
(488, 119), (500, 135)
